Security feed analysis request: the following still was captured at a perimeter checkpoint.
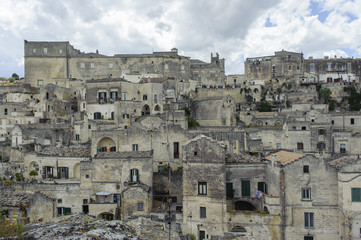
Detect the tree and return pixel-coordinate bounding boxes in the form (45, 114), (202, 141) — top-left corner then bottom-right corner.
(257, 102), (272, 112)
(29, 170), (38, 179)
(11, 73), (19, 80)
(319, 88), (332, 104)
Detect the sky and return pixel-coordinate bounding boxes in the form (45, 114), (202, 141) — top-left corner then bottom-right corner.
(0, 0), (361, 78)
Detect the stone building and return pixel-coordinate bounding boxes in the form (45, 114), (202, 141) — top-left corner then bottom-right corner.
(182, 135), (227, 239)
(245, 50), (304, 87)
(190, 53), (226, 86)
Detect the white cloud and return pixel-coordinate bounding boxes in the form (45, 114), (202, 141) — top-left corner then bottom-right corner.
(0, 0), (360, 77)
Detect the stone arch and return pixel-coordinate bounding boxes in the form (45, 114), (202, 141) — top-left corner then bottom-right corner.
(253, 88), (259, 93)
(255, 120), (263, 126)
(97, 137), (116, 152)
(142, 105), (150, 115)
(97, 212), (114, 220)
(29, 161), (39, 172)
(235, 201), (256, 211)
(154, 105), (160, 111)
(73, 163), (80, 179)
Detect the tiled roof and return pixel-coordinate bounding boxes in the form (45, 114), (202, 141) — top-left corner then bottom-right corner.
(227, 153), (261, 163)
(265, 150), (304, 165)
(0, 189), (34, 207)
(95, 150), (153, 159)
(329, 155), (360, 169)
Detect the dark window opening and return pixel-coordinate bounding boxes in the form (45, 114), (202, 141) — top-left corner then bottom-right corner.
(173, 142), (179, 158)
(235, 201), (256, 211)
(258, 182), (267, 194)
(241, 180), (251, 197)
(303, 165), (309, 173)
(200, 207), (206, 218)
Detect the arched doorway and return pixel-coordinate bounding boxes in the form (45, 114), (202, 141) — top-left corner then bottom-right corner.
(142, 105), (150, 115)
(235, 201), (256, 211)
(154, 105), (160, 112)
(97, 212), (114, 221)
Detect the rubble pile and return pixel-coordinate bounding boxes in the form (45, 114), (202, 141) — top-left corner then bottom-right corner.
(21, 214), (138, 240)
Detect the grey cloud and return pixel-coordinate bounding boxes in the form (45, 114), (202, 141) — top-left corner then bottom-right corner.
(156, 22), (171, 32)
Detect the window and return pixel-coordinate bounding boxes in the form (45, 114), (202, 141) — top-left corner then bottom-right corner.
(4, 108), (7, 116)
(85, 174), (89, 179)
(173, 142), (179, 158)
(303, 165), (309, 173)
(194, 151), (197, 156)
(57, 207), (71, 216)
(317, 142), (326, 151)
(80, 63), (85, 69)
(83, 199), (88, 205)
(340, 143), (346, 153)
(200, 207), (206, 218)
(132, 144), (138, 151)
(143, 95), (148, 101)
(94, 112), (101, 120)
(165, 64), (168, 70)
(110, 91), (118, 101)
(258, 182), (267, 194)
(226, 183), (234, 198)
(276, 143), (281, 149)
(347, 62), (351, 72)
(109, 63), (113, 69)
(241, 180), (251, 197)
(59, 49), (62, 54)
(123, 114), (129, 119)
(32, 48), (36, 53)
(154, 94), (158, 103)
(90, 63), (94, 69)
(38, 79), (43, 86)
(301, 126), (307, 130)
(318, 129), (325, 135)
(137, 202), (144, 211)
(297, 142), (304, 150)
(351, 118), (355, 125)
(302, 188), (311, 200)
(198, 182), (207, 195)
(292, 126), (296, 131)
(351, 188), (361, 202)
(98, 92), (107, 102)
(75, 134), (80, 140)
(111, 112), (114, 120)
(123, 93), (127, 101)
(327, 63), (332, 71)
(304, 212), (314, 228)
(331, 120), (334, 125)
(304, 236), (314, 240)
(310, 63), (315, 73)
(88, 125), (91, 129)
(43, 48), (47, 54)
(58, 199), (62, 204)
(130, 168), (139, 182)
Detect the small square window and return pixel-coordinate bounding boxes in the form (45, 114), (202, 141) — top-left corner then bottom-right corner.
(85, 174), (89, 179)
(58, 199), (62, 204)
(318, 129), (325, 135)
(32, 48), (36, 53)
(132, 144), (138, 151)
(80, 63), (85, 69)
(292, 126), (296, 130)
(59, 49), (63, 54)
(302, 188), (311, 200)
(75, 134), (80, 140)
(43, 48), (47, 54)
(137, 202), (144, 211)
(90, 63), (95, 69)
(88, 125), (91, 129)
(303, 165), (309, 173)
(301, 126), (307, 130)
(297, 142), (304, 150)
(351, 118), (355, 125)
(194, 151), (197, 156)
(83, 199), (88, 204)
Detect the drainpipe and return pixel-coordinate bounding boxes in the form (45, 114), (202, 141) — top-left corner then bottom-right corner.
(281, 169), (286, 240)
